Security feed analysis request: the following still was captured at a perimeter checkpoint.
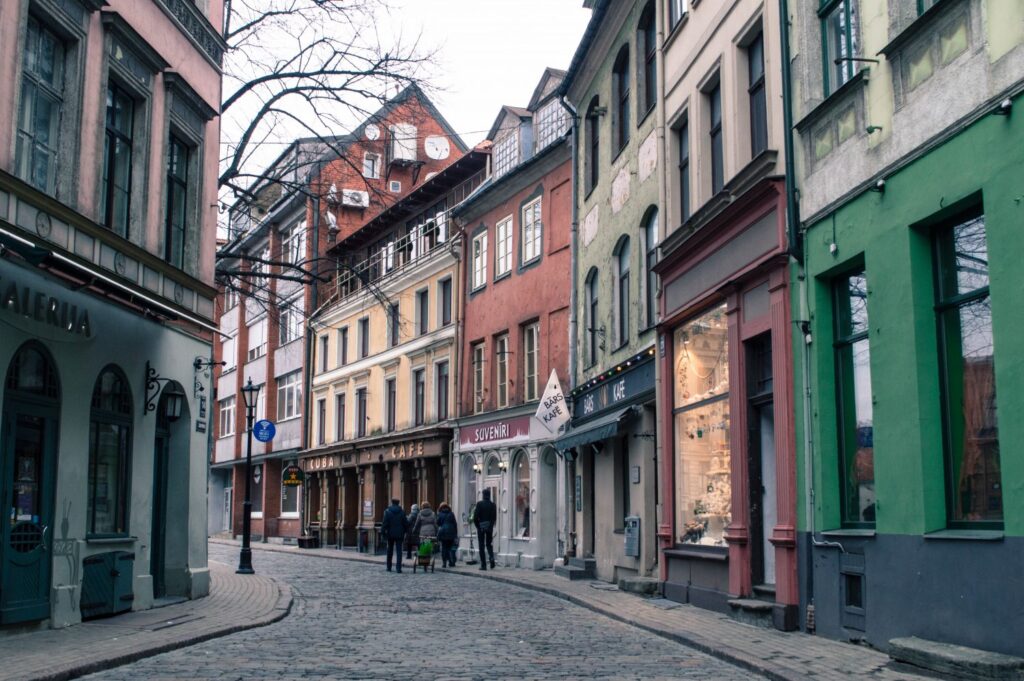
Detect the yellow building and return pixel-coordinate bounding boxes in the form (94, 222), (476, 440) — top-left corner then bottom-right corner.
(302, 150), (487, 549)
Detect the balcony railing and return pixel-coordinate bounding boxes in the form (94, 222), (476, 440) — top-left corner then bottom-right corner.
(322, 210), (454, 304)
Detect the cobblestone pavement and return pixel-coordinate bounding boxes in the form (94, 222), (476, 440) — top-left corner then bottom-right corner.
(85, 543), (757, 681)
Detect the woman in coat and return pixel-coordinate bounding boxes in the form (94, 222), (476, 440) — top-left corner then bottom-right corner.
(411, 501), (438, 556)
(404, 503), (419, 559)
(436, 502), (459, 568)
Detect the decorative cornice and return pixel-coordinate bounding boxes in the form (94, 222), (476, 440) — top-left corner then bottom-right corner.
(153, 0), (226, 68)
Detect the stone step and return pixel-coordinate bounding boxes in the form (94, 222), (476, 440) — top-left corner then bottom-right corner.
(618, 576), (661, 596)
(553, 564), (592, 581)
(568, 557), (597, 571)
(889, 637), (1024, 680)
(752, 583), (776, 600)
(727, 598), (775, 629)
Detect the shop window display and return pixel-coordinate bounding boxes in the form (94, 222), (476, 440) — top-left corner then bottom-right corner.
(674, 304), (730, 545)
(514, 452), (530, 538)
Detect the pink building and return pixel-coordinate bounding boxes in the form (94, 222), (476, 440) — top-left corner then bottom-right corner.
(0, 0), (223, 629)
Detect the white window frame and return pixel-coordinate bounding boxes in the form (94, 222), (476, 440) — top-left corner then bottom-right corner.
(670, 0), (689, 29)
(223, 287), (238, 310)
(495, 216), (513, 277)
(278, 297), (303, 345)
(218, 396), (235, 438)
(247, 317), (267, 361)
(221, 335), (237, 372)
(521, 197), (542, 265)
(524, 323), (540, 402)
(472, 231), (488, 290)
(276, 370), (302, 421)
(496, 334), (509, 409)
(534, 98), (569, 151)
(473, 342), (486, 413)
(493, 130), (519, 179)
(362, 151), (381, 179)
(282, 221), (306, 267)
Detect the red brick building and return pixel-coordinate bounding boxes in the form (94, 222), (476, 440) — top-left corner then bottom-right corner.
(449, 69), (574, 568)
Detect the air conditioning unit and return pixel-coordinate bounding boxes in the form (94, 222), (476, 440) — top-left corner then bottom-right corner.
(341, 189), (369, 208)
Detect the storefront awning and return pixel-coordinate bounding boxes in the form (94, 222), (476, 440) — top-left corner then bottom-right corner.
(555, 407), (638, 453)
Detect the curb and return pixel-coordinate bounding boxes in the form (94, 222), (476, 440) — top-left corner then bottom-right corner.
(23, 573), (293, 681)
(209, 538), (802, 681)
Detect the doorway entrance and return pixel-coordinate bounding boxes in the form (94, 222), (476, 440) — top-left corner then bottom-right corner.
(150, 383), (190, 599)
(1, 343), (60, 624)
(746, 334), (776, 589)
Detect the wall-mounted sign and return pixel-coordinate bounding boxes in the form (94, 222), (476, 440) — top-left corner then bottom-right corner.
(195, 419), (206, 433)
(282, 464), (304, 487)
(0, 271), (93, 340)
(253, 419), (276, 442)
(459, 415), (531, 448)
(572, 355), (655, 425)
(303, 455), (339, 472)
(362, 500), (373, 519)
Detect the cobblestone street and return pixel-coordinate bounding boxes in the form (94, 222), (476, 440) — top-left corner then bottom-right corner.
(85, 544), (757, 680)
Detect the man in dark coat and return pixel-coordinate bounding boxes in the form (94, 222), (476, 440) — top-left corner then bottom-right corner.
(381, 498), (409, 573)
(473, 489), (497, 570)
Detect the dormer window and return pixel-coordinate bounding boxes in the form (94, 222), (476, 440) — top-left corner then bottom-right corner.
(493, 130), (519, 179)
(534, 99), (569, 151)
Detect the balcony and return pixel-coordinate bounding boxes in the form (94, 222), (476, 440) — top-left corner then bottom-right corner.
(321, 210), (454, 305)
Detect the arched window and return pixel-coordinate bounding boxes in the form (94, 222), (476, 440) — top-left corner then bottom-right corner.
(638, 2), (657, 116)
(613, 46), (631, 151)
(585, 267), (600, 366)
(643, 208), (659, 328)
(585, 96), (601, 193)
(485, 455), (501, 477)
(513, 451), (530, 538)
(88, 366), (133, 536)
(5, 343), (59, 399)
(615, 236), (631, 347)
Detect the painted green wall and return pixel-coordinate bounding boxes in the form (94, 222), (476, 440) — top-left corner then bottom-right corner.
(796, 98), (1024, 537)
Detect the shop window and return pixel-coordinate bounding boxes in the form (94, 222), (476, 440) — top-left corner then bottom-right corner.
(613, 46), (631, 153)
(834, 270), (875, 526)
(821, 0), (859, 96)
(513, 451), (531, 538)
(88, 367), (133, 537)
(436, 361), (449, 421)
(486, 456), (501, 477)
(251, 464), (263, 516)
(674, 304), (730, 546)
(281, 461), (300, 517)
(934, 210), (1001, 526)
(643, 208), (659, 328)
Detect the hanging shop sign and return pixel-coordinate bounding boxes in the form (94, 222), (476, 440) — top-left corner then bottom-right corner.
(572, 353), (655, 424)
(282, 464), (305, 486)
(253, 419), (276, 442)
(459, 415), (531, 448)
(535, 370), (570, 434)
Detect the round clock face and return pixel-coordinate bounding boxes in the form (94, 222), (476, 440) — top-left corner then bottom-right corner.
(365, 124), (380, 141)
(424, 135), (450, 160)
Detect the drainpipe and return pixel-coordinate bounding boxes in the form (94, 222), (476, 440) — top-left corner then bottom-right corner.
(300, 192), (321, 538)
(562, 94), (580, 560)
(653, 0), (668, 582)
(779, 0), (801, 263)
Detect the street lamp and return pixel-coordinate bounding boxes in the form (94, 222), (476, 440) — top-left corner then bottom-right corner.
(237, 378), (260, 575)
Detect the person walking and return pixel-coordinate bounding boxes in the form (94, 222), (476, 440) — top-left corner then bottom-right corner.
(381, 498), (409, 573)
(436, 502), (458, 568)
(473, 489), (497, 570)
(404, 503), (420, 560)
(412, 501), (438, 545)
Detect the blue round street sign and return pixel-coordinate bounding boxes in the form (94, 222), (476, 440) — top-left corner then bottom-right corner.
(253, 419), (276, 442)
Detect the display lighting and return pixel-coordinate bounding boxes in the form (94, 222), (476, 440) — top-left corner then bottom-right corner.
(569, 346), (657, 397)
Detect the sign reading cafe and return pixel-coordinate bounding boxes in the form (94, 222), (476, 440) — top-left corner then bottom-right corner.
(572, 352), (656, 423)
(0, 273), (93, 338)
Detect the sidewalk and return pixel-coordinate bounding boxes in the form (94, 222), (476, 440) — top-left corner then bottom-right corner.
(0, 559), (291, 681)
(211, 537), (936, 681)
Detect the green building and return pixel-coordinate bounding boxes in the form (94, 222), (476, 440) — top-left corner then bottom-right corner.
(787, 0), (1024, 655)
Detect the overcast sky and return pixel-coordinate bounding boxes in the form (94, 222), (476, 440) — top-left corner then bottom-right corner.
(373, 0), (591, 146)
